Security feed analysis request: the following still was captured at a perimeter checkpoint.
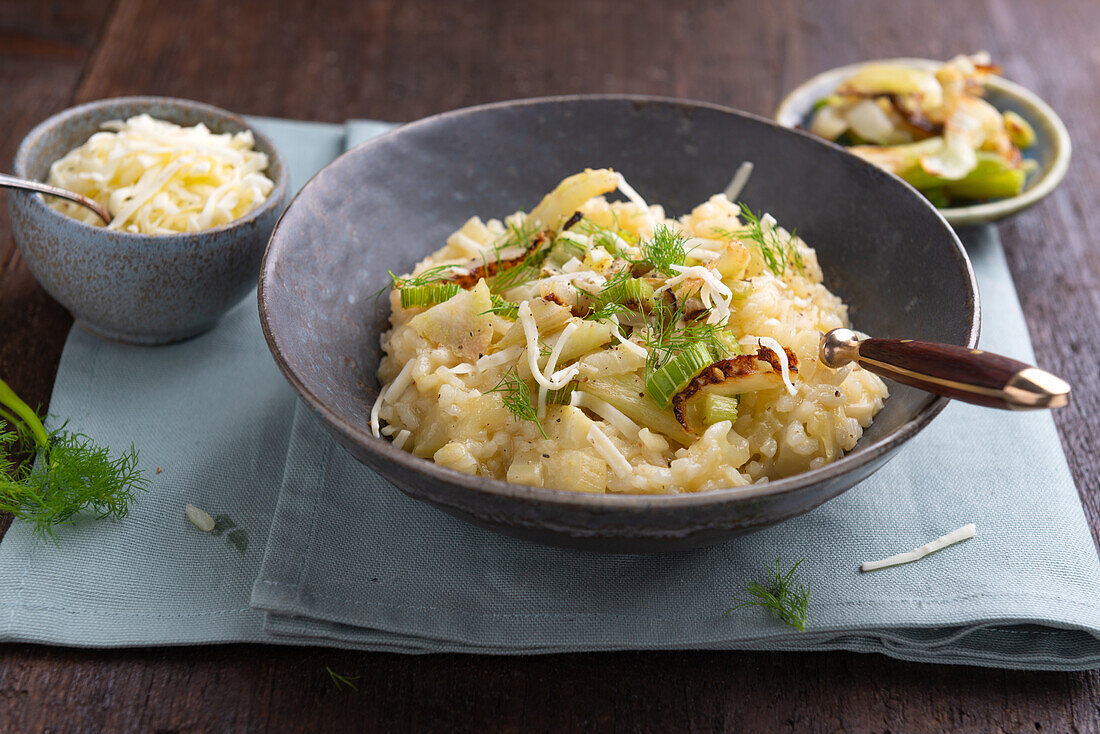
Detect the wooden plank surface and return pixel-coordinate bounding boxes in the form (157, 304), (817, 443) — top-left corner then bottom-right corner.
(1, 0), (1099, 730)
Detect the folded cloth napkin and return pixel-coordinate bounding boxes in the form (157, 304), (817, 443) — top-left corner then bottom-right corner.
(0, 117), (352, 645)
(1, 117), (1098, 670)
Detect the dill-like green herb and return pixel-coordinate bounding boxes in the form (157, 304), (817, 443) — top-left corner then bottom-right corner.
(487, 367), (548, 439)
(714, 205), (805, 277)
(553, 233), (588, 259)
(638, 225), (687, 277)
(584, 268), (639, 324)
(596, 267), (636, 303)
(725, 558), (811, 632)
(573, 213), (636, 256)
(481, 218), (552, 294)
(389, 264), (458, 289)
(0, 428), (146, 539)
(493, 218), (541, 254)
(646, 323), (729, 376)
(0, 420), (18, 480)
(587, 300), (633, 324)
(482, 294), (519, 319)
(374, 264), (457, 301)
(641, 294), (727, 375)
(0, 377), (148, 539)
(487, 227), (555, 294)
(490, 262), (542, 294)
(326, 666), (360, 691)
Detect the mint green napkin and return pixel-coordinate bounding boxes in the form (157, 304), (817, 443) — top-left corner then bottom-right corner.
(0, 117), (350, 645)
(1, 117), (1097, 670)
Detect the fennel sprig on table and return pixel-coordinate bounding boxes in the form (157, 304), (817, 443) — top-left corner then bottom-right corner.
(726, 558), (811, 632)
(326, 666), (360, 691)
(0, 377), (148, 538)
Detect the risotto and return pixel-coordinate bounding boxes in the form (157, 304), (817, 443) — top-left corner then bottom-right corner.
(371, 169), (888, 494)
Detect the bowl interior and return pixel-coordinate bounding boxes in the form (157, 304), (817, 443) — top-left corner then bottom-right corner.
(774, 58), (1071, 226)
(13, 96), (287, 236)
(261, 96), (976, 507)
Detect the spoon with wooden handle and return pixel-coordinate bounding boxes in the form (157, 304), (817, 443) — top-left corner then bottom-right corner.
(0, 172), (111, 224)
(819, 328), (1071, 410)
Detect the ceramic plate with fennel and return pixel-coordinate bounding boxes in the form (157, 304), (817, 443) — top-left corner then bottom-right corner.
(776, 55), (1070, 226)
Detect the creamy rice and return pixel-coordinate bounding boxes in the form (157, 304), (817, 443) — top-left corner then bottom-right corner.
(372, 170), (887, 494)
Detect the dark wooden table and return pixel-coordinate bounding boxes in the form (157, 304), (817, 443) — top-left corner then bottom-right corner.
(2, 1), (1098, 730)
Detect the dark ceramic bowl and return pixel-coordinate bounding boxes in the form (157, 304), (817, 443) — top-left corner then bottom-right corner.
(10, 96), (288, 344)
(259, 95), (978, 552)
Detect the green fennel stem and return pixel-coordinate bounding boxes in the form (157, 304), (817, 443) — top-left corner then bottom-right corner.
(0, 376), (148, 538)
(0, 378), (49, 448)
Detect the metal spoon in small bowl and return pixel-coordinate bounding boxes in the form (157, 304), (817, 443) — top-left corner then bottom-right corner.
(820, 328), (1071, 410)
(0, 172), (111, 224)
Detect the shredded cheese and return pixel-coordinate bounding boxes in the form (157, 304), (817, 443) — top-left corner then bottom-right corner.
(538, 321), (579, 416)
(476, 345), (523, 371)
(724, 161), (755, 201)
(587, 424), (632, 478)
(46, 113), (274, 234)
(543, 270), (607, 291)
(658, 264), (735, 326)
(860, 523), (976, 572)
(557, 231), (590, 248)
(392, 429), (411, 451)
(609, 314), (648, 359)
(638, 427), (669, 452)
(743, 336), (797, 396)
(574, 391), (641, 441)
(519, 302), (578, 391)
(681, 237), (726, 261)
(760, 213), (783, 245)
(616, 174), (649, 210)
(548, 364), (580, 385)
(370, 358), (415, 437)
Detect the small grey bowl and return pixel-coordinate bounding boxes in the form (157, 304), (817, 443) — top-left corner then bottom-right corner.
(775, 58), (1072, 227)
(9, 96), (288, 344)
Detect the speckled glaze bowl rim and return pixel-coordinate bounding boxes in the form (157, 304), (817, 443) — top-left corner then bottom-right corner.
(775, 57), (1072, 227)
(13, 95), (289, 245)
(259, 93), (979, 513)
